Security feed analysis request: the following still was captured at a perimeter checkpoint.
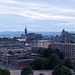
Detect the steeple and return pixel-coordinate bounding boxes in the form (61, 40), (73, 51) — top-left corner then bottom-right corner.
(25, 26), (27, 36)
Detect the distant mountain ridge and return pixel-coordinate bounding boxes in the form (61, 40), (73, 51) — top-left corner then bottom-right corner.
(0, 31), (74, 37)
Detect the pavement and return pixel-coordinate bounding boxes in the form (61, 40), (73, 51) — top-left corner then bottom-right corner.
(10, 70), (52, 75)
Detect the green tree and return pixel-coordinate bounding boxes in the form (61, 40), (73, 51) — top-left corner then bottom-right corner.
(16, 51), (22, 54)
(38, 47), (56, 58)
(0, 68), (3, 75)
(61, 66), (72, 75)
(44, 59), (49, 69)
(64, 58), (73, 69)
(29, 57), (45, 70)
(55, 49), (64, 60)
(52, 65), (61, 75)
(73, 66), (75, 73)
(39, 73), (44, 75)
(52, 66), (72, 75)
(48, 53), (60, 69)
(38, 47), (64, 60)
(21, 65), (33, 75)
(8, 51), (14, 54)
(3, 69), (10, 75)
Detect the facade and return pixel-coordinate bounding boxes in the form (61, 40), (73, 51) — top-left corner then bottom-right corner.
(0, 41), (33, 54)
(34, 40), (51, 48)
(1, 53), (39, 68)
(11, 59), (34, 68)
(50, 43), (75, 63)
(2, 54), (18, 65)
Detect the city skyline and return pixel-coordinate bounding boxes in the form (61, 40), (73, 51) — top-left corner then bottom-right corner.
(0, 0), (75, 32)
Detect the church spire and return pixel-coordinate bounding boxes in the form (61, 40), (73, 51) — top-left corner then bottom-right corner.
(25, 26), (27, 36)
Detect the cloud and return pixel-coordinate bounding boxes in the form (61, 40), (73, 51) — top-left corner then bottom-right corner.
(0, 1), (75, 21)
(0, 0), (75, 31)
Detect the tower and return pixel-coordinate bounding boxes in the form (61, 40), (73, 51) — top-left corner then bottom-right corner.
(25, 26), (27, 36)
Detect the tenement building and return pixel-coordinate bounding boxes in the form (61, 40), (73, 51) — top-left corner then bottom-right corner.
(34, 40), (51, 48)
(50, 43), (75, 63)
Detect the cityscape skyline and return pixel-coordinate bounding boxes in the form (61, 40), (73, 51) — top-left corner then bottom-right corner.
(0, 0), (75, 32)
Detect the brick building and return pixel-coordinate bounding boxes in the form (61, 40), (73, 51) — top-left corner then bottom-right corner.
(11, 59), (34, 68)
(1, 53), (39, 68)
(50, 43), (75, 63)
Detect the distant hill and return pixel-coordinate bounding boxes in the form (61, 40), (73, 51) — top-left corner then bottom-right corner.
(0, 31), (74, 37)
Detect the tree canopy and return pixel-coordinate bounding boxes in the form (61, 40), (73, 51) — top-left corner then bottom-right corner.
(52, 66), (72, 75)
(3, 69), (10, 75)
(21, 65), (33, 75)
(38, 47), (64, 60)
(29, 57), (45, 70)
(48, 53), (60, 69)
(64, 58), (74, 69)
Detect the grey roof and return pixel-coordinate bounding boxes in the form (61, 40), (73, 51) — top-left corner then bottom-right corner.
(13, 59), (34, 62)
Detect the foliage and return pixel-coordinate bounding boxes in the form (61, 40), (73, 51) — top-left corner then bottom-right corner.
(64, 58), (73, 69)
(0, 37), (11, 41)
(48, 53), (60, 69)
(3, 69), (10, 75)
(21, 65), (33, 75)
(73, 67), (75, 73)
(0, 68), (3, 75)
(16, 51), (22, 54)
(38, 47), (64, 60)
(12, 37), (18, 41)
(38, 47), (57, 58)
(0, 37), (18, 41)
(52, 65), (61, 75)
(61, 66), (72, 75)
(52, 66), (72, 75)
(55, 49), (64, 60)
(43, 59), (49, 69)
(39, 73), (44, 75)
(8, 51), (14, 54)
(29, 57), (45, 70)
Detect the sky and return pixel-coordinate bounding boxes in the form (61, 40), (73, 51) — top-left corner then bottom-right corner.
(0, 0), (75, 32)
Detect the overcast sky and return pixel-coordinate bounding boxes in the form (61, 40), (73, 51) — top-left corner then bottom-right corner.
(0, 0), (75, 32)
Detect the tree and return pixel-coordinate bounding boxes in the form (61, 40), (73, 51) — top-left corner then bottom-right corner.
(8, 51), (14, 54)
(61, 66), (72, 75)
(52, 65), (61, 75)
(38, 47), (64, 60)
(0, 68), (3, 75)
(29, 57), (45, 70)
(39, 73), (44, 75)
(16, 51), (22, 54)
(73, 66), (75, 73)
(3, 69), (10, 75)
(52, 66), (72, 75)
(44, 59), (49, 69)
(64, 58), (73, 69)
(38, 47), (57, 58)
(48, 53), (60, 69)
(21, 65), (33, 75)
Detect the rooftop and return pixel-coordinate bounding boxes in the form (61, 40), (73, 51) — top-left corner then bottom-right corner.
(13, 59), (34, 62)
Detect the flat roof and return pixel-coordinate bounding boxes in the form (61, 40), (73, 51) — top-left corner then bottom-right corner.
(14, 59), (34, 62)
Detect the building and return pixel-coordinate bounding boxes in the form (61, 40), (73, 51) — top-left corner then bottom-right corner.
(2, 54), (18, 65)
(55, 29), (75, 43)
(25, 27), (27, 36)
(50, 43), (75, 63)
(1, 53), (39, 68)
(33, 40), (51, 48)
(17, 26), (27, 41)
(11, 59), (34, 68)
